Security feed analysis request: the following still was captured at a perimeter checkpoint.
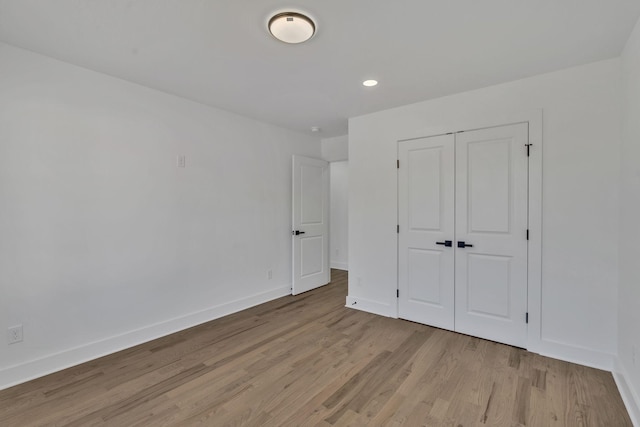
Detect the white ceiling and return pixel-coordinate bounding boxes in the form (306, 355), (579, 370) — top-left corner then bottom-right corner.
(1, 1), (639, 137)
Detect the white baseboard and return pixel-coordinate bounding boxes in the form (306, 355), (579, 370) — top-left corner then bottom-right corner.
(0, 284), (291, 391)
(614, 359), (640, 427)
(345, 295), (393, 318)
(534, 338), (616, 371)
(330, 261), (348, 271)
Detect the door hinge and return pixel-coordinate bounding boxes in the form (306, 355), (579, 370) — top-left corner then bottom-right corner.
(397, 225), (400, 233)
(525, 144), (532, 157)
(397, 159), (400, 169)
(526, 229), (529, 240)
(526, 312), (529, 324)
(397, 289), (399, 298)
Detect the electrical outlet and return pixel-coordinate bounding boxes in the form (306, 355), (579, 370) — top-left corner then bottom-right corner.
(268, 269), (273, 280)
(335, 249), (339, 256)
(7, 325), (23, 344)
(177, 155), (186, 168)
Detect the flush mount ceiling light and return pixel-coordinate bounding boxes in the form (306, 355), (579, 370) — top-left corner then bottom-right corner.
(268, 12), (316, 44)
(363, 79), (378, 87)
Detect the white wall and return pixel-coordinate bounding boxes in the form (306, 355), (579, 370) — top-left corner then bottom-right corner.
(321, 135), (348, 162)
(0, 43), (321, 389)
(617, 16), (640, 425)
(324, 135), (349, 271)
(330, 161), (348, 270)
(348, 59), (621, 369)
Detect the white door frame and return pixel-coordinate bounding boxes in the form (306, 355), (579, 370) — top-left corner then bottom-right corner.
(395, 110), (542, 352)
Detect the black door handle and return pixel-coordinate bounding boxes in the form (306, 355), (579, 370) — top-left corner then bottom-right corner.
(293, 230), (306, 235)
(436, 240), (453, 247)
(457, 241), (473, 248)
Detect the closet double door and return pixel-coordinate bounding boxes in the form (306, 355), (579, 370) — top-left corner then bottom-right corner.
(398, 123), (529, 348)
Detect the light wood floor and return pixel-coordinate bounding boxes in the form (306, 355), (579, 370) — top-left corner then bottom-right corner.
(0, 270), (631, 426)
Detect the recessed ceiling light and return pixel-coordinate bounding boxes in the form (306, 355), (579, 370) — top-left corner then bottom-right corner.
(311, 126), (321, 132)
(363, 79), (378, 87)
(268, 12), (316, 44)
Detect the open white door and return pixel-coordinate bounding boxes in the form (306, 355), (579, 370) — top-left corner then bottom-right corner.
(292, 155), (330, 295)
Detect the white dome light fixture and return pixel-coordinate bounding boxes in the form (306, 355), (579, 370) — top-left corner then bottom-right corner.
(363, 79), (378, 87)
(268, 12), (316, 44)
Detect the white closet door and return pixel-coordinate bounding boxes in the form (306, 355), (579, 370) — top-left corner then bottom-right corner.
(454, 123), (529, 348)
(398, 134), (455, 330)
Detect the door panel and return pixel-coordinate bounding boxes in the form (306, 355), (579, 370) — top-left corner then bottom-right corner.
(407, 248), (443, 305)
(408, 148), (442, 231)
(398, 134), (455, 330)
(301, 165), (324, 224)
(292, 156), (329, 295)
(466, 254), (511, 318)
(300, 236), (324, 277)
(468, 139), (512, 233)
(455, 123), (528, 348)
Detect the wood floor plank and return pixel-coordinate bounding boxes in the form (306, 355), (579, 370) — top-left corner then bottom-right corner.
(0, 269), (632, 426)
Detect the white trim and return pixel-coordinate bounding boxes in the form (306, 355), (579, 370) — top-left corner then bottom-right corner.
(525, 111), (543, 353)
(346, 296), (394, 318)
(536, 338), (615, 371)
(0, 284), (291, 391)
(330, 261), (348, 270)
(614, 359), (640, 427)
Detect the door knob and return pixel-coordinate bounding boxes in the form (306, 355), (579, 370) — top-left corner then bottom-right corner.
(457, 241), (473, 248)
(436, 240), (453, 247)
(293, 230), (306, 235)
